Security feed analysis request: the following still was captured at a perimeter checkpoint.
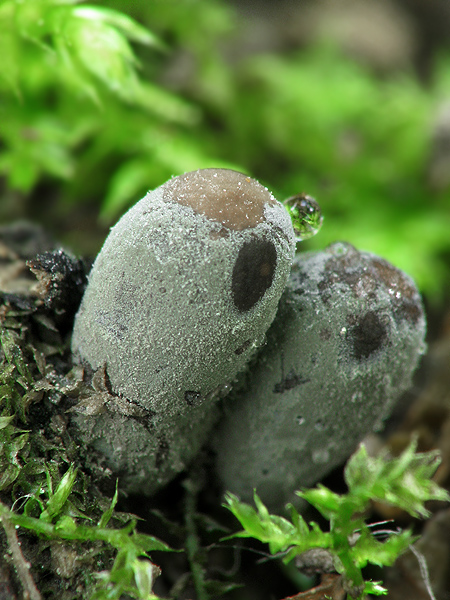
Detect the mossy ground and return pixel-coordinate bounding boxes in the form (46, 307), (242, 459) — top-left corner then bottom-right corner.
(1, 223), (450, 599)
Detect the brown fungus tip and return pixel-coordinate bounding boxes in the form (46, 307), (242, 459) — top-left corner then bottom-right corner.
(162, 168), (276, 231)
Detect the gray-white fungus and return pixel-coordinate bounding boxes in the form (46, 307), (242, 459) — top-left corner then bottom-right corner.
(213, 242), (426, 512)
(70, 168), (295, 494)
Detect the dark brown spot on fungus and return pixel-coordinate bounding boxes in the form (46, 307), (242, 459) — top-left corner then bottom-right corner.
(234, 339), (251, 355)
(350, 311), (388, 360)
(155, 436), (169, 469)
(232, 239), (277, 312)
(273, 369), (309, 393)
(184, 391), (203, 406)
(370, 257), (423, 324)
(315, 246), (424, 330)
(162, 168), (275, 230)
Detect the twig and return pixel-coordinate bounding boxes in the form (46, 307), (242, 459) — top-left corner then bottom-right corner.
(409, 544), (437, 600)
(0, 502), (42, 600)
(184, 478), (208, 600)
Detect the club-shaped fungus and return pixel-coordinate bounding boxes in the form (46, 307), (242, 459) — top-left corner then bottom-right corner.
(71, 168), (295, 494)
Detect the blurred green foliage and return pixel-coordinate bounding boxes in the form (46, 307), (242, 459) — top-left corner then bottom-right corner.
(1, 0), (450, 297)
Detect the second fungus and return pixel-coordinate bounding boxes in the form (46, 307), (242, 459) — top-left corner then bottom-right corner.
(213, 242), (426, 512)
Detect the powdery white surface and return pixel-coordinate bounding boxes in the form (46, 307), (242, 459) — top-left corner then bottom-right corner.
(214, 242), (427, 512)
(71, 172), (295, 494)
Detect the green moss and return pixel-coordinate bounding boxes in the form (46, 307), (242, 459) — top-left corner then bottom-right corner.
(0, 282), (172, 599)
(224, 440), (450, 599)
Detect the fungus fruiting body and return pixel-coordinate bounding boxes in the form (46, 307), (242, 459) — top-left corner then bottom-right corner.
(71, 168), (295, 494)
(213, 242), (427, 511)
